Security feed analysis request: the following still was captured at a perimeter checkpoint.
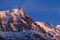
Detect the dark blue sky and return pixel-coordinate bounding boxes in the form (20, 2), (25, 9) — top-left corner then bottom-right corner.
(0, 0), (60, 26)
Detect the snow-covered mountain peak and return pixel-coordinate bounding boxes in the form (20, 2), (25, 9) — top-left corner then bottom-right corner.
(0, 6), (60, 40)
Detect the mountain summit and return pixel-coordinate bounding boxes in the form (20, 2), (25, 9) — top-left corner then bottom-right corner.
(0, 6), (60, 40)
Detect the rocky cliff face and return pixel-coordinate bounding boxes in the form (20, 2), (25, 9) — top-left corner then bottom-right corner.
(0, 6), (60, 40)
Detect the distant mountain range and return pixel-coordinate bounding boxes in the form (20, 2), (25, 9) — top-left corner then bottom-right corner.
(0, 6), (60, 40)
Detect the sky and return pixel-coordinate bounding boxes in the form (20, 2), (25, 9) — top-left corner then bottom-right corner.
(0, 0), (60, 26)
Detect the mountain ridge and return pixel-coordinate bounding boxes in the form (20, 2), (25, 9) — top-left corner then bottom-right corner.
(0, 6), (60, 40)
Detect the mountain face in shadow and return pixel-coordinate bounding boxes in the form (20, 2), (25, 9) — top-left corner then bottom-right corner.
(0, 6), (60, 40)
